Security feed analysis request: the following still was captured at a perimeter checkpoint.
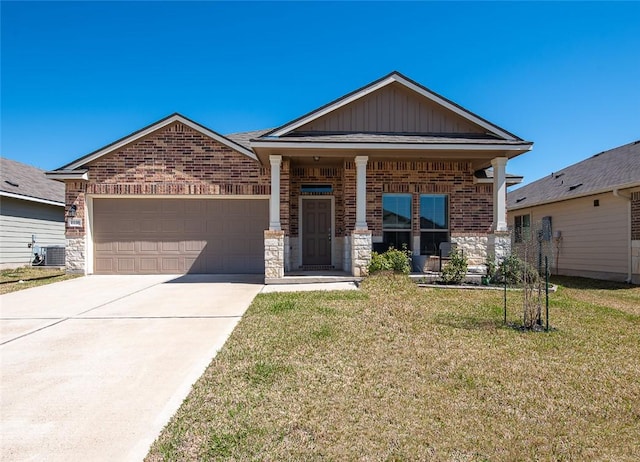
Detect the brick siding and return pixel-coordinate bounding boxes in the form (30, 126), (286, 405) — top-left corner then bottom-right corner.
(65, 122), (270, 237)
(632, 191), (640, 240)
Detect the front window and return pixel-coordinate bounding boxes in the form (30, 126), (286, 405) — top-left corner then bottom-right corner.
(420, 194), (449, 255)
(382, 194), (412, 251)
(514, 214), (531, 243)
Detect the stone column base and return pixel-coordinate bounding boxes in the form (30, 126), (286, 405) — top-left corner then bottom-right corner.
(351, 230), (372, 277)
(488, 231), (512, 264)
(265, 230), (285, 281)
(66, 236), (86, 274)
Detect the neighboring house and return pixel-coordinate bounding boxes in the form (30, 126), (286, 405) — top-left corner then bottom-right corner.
(1, 157), (65, 268)
(507, 140), (640, 284)
(47, 71), (533, 280)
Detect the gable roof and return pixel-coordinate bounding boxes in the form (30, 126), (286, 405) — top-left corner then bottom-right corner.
(262, 71), (522, 141)
(52, 113), (258, 174)
(507, 140), (640, 210)
(1, 157), (65, 206)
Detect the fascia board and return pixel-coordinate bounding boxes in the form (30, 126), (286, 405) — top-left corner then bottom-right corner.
(250, 140), (532, 151)
(45, 171), (90, 181)
(0, 190), (64, 207)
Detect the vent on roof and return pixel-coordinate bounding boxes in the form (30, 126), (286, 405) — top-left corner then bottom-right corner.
(568, 183), (583, 191)
(553, 173), (564, 179)
(4, 180), (19, 187)
(515, 197), (526, 203)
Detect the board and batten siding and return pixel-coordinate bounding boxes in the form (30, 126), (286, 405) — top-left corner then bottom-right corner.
(510, 192), (629, 281)
(0, 196), (65, 268)
(296, 82), (484, 135)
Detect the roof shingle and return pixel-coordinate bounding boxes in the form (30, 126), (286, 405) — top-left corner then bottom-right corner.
(507, 140), (640, 209)
(1, 157), (65, 205)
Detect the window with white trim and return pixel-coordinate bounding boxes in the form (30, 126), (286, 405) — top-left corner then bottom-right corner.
(514, 214), (531, 243)
(382, 194), (412, 250)
(419, 194), (449, 255)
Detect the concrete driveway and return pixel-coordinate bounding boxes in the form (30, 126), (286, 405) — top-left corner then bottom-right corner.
(0, 274), (263, 461)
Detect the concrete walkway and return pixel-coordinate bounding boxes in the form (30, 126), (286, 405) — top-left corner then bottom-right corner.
(0, 274), (263, 462)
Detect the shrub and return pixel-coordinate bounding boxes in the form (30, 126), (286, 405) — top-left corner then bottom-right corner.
(497, 254), (540, 285)
(440, 249), (468, 284)
(367, 246), (411, 275)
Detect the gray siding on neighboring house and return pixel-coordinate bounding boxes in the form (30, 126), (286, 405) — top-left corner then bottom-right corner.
(297, 82), (485, 134)
(510, 192), (629, 281)
(0, 197), (65, 267)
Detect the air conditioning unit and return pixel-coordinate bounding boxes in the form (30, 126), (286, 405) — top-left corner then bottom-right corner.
(43, 246), (66, 266)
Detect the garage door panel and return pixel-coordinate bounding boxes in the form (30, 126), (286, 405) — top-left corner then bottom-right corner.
(117, 258), (135, 272)
(161, 258), (181, 272)
(139, 241), (159, 252)
(139, 258), (159, 272)
(93, 198), (267, 274)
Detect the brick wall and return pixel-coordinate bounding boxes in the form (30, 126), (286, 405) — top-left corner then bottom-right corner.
(65, 122), (270, 236)
(632, 191), (640, 240)
(342, 159), (493, 237)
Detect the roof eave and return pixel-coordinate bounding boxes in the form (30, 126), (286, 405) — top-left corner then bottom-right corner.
(45, 170), (90, 181)
(0, 190), (65, 207)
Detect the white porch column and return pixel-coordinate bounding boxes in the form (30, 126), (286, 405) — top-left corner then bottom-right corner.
(355, 155), (368, 230)
(269, 155), (282, 230)
(492, 157), (508, 232)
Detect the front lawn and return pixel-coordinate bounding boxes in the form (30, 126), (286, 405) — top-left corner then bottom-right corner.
(147, 275), (640, 461)
(0, 266), (80, 294)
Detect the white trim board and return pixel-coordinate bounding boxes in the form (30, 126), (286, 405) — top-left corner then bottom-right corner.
(0, 191), (64, 207)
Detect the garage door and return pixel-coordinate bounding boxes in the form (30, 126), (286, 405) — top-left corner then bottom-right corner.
(93, 198), (268, 274)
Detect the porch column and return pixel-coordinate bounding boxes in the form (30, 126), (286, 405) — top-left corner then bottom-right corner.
(355, 155), (368, 230)
(492, 157), (508, 232)
(269, 155), (282, 230)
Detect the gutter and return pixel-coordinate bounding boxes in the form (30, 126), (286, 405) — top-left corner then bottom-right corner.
(613, 188), (633, 283)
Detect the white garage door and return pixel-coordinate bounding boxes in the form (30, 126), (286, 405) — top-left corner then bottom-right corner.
(93, 198), (268, 274)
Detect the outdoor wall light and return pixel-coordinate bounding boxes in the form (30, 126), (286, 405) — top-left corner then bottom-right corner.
(313, 156), (320, 162)
(68, 204), (77, 217)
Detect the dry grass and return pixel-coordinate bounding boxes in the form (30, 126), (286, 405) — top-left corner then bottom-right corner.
(0, 266), (79, 294)
(147, 275), (640, 461)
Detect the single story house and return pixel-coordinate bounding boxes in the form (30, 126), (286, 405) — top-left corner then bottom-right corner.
(507, 140), (640, 284)
(1, 157), (65, 268)
(47, 71), (533, 281)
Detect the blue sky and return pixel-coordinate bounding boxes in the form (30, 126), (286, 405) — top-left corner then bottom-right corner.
(2, 1), (639, 188)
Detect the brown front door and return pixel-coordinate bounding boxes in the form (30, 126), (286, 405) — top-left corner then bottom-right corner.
(302, 198), (332, 266)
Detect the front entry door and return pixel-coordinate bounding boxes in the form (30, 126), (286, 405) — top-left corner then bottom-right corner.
(302, 199), (332, 266)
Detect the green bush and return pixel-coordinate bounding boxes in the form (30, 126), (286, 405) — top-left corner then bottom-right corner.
(367, 246), (411, 275)
(496, 254), (540, 285)
(440, 249), (468, 284)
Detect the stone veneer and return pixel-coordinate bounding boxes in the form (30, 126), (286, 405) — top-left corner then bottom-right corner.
(351, 230), (372, 277)
(66, 236), (86, 273)
(451, 234), (489, 266)
(264, 230), (285, 280)
(488, 231), (511, 263)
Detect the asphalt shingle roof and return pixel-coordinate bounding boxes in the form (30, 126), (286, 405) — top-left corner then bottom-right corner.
(1, 157), (65, 204)
(225, 129), (273, 150)
(507, 140), (640, 210)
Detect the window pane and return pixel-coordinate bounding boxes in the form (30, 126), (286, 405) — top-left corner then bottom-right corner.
(383, 194), (411, 230)
(420, 232), (449, 255)
(383, 231), (412, 251)
(420, 195), (448, 230)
